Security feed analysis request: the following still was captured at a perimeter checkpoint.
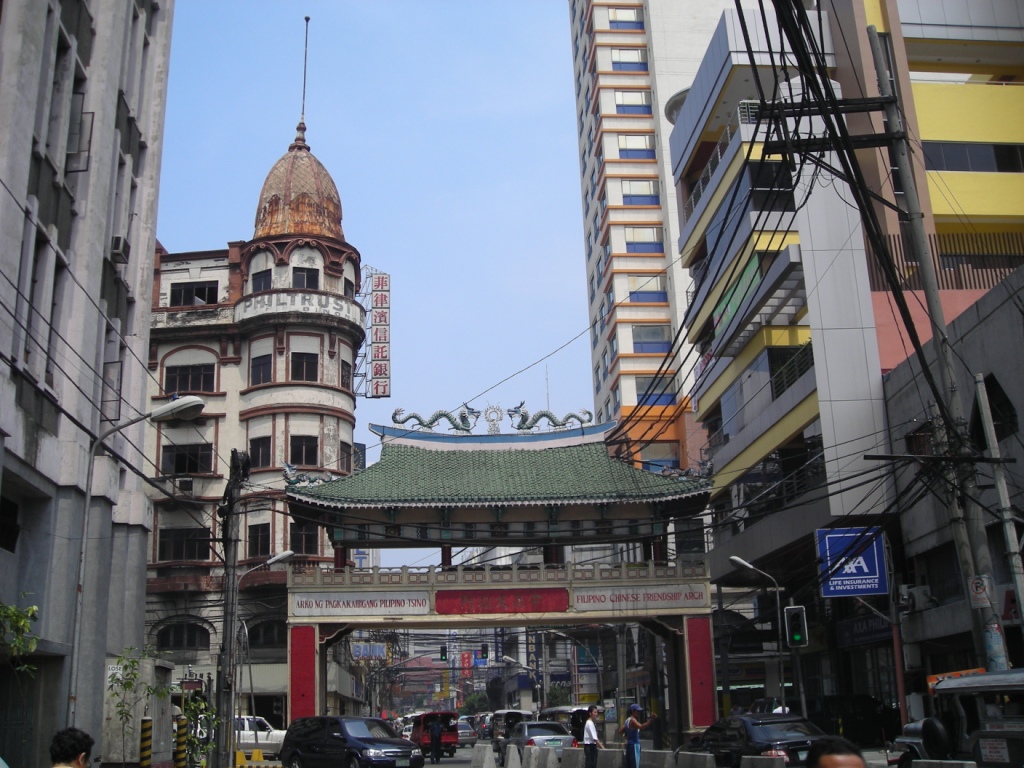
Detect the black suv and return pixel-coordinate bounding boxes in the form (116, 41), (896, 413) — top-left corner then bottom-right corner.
(280, 716), (425, 768)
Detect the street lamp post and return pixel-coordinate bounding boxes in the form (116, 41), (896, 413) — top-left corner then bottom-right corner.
(729, 556), (786, 713)
(232, 551), (294, 754)
(215, 544), (292, 768)
(502, 656), (538, 710)
(548, 631), (603, 708)
(67, 395), (206, 727)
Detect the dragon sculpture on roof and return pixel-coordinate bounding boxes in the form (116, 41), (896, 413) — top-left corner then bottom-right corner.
(391, 403), (482, 433)
(506, 401), (593, 431)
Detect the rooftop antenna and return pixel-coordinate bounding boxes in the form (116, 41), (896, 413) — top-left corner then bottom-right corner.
(301, 16), (310, 121)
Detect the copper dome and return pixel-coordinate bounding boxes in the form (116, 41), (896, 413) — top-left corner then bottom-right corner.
(253, 121), (343, 240)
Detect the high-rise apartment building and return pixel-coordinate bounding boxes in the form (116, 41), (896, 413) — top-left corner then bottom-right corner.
(0, 1), (175, 764)
(567, 0), (734, 471)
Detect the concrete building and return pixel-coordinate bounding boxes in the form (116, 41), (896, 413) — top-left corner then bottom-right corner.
(667, 0), (1024, 710)
(886, 266), (1024, 693)
(567, 0), (735, 471)
(0, 1), (175, 764)
(144, 120), (367, 723)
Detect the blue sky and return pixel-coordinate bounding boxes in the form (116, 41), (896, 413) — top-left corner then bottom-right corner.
(157, 1), (594, 471)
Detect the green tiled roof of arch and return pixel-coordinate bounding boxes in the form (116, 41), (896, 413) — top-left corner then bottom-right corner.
(288, 440), (710, 509)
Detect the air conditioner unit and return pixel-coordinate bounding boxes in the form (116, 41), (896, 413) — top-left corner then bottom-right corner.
(173, 476), (194, 496)
(908, 585), (935, 612)
(110, 236), (131, 264)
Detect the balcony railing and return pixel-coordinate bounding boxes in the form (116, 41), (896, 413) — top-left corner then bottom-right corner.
(700, 342), (814, 463)
(681, 101), (760, 227)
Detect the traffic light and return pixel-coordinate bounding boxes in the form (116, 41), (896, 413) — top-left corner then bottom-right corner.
(440, 644), (448, 661)
(481, 643), (488, 659)
(785, 605), (808, 648)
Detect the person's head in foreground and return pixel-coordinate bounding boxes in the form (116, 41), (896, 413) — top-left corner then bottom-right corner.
(50, 728), (95, 768)
(806, 736), (865, 768)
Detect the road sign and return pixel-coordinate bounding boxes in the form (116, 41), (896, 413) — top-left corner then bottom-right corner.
(816, 527), (888, 597)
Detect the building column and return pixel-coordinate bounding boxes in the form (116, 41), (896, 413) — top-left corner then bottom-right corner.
(684, 616), (716, 731)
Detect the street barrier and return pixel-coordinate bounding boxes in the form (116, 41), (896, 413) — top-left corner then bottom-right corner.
(675, 751), (714, 768)
(561, 747), (584, 768)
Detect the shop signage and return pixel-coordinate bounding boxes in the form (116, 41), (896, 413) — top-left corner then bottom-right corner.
(291, 591), (430, 617)
(817, 527), (888, 597)
(235, 290), (363, 324)
(573, 584), (709, 612)
(435, 587), (569, 615)
(367, 272), (391, 398)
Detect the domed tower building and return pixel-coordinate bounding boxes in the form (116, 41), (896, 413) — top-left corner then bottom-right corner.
(144, 121), (366, 722)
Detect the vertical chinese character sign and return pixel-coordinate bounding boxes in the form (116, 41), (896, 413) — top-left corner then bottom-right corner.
(367, 272), (391, 398)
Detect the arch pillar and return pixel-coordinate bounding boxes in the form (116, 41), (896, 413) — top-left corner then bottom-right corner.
(289, 624), (320, 720)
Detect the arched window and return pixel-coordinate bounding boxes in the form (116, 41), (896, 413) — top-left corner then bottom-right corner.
(157, 622), (210, 651)
(249, 620), (288, 649)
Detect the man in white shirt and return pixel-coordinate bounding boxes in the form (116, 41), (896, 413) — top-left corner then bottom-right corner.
(583, 705), (603, 768)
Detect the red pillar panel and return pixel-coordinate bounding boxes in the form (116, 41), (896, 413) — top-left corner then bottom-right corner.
(290, 625), (318, 720)
(685, 616), (717, 728)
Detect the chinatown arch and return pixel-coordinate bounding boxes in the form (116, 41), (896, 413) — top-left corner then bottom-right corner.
(285, 423), (714, 738)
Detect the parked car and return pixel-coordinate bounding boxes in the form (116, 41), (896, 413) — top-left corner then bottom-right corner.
(280, 716), (425, 768)
(458, 722), (478, 749)
(690, 714), (829, 767)
(893, 668), (1024, 767)
(539, 706), (603, 743)
(409, 711), (459, 759)
(234, 715), (287, 758)
(491, 709), (535, 761)
(501, 722), (576, 766)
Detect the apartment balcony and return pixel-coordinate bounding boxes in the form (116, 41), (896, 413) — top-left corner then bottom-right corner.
(691, 245), (806, 399)
(700, 343), (816, 471)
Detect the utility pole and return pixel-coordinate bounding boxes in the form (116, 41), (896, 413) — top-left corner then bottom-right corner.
(867, 27), (1008, 671)
(975, 374), (1024, 623)
(213, 449), (249, 768)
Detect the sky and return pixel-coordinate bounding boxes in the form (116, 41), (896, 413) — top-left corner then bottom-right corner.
(157, 2), (593, 565)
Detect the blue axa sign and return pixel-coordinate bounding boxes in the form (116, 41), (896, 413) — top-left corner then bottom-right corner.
(817, 527), (889, 597)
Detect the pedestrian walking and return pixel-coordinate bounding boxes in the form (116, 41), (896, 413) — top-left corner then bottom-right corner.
(49, 728), (95, 768)
(618, 703), (655, 768)
(429, 717), (444, 765)
(583, 705), (603, 768)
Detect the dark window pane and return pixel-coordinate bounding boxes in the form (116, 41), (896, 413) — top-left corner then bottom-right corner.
(252, 269), (272, 293)
(161, 444), (213, 474)
(942, 143), (970, 171)
(344, 278), (355, 298)
(250, 436), (272, 468)
(250, 354), (272, 385)
(290, 435), (318, 466)
(294, 353), (318, 381)
(339, 443), (352, 473)
(292, 352), (318, 382)
(341, 361), (352, 390)
(0, 497), (21, 553)
(966, 143), (997, 172)
(157, 528), (211, 561)
(248, 523), (270, 558)
(292, 268), (319, 290)
(170, 281), (218, 307)
(165, 364), (215, 393)
(250, 620), (287, 649)
(290, 522), (319, 554)
(157, 623), (210, 651)
(994, 144), (1024, 173)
